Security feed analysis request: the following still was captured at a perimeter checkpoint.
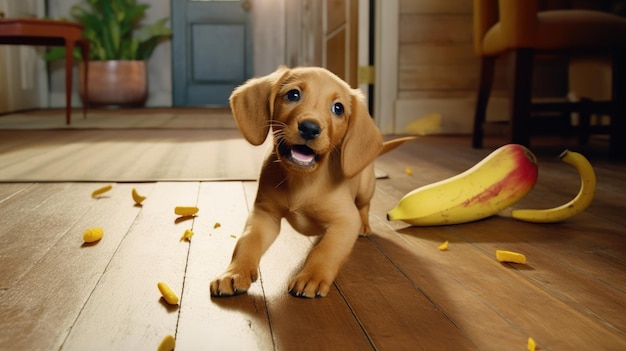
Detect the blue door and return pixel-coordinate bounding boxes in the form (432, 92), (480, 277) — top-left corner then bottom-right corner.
(171, 0), (253, 107)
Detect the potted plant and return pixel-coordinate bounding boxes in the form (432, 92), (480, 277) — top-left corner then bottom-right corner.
(45, 0), (172, 107)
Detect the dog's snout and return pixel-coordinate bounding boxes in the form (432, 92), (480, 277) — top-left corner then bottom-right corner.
(298, 121), (321, 141)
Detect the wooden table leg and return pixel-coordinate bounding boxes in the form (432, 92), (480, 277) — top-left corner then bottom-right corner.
(79, 40), (89, 119)
(64, 40), (74, 125)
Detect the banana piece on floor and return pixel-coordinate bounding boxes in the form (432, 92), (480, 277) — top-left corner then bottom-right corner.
(496, 250), (526, 264)
(132, 188), (146, 205)
(387, 144), (538, 226)
(511, 150), (596, 223)
(174, 206), (199, 216)
(91, 185), (112, 198)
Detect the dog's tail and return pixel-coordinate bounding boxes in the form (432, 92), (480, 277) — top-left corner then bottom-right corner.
(380, 136), (417, 156)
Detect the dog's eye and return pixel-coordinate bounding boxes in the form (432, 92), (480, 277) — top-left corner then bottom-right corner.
(331, 102), (344, 116)
(286, 89), (300, 102)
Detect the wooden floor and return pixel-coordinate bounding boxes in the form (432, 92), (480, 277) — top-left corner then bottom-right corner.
(0, 131), (625, 350)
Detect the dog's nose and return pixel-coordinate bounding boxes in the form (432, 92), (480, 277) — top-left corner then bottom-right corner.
(298, 121), (321, 140)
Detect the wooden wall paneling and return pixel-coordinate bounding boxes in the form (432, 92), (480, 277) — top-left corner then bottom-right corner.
(399, 65), (479, 91)
(395, 1), (482, 134)
(349, 0), (358, 88)
(400, 0), (473, 14)
(324, 0), (358, 87)
(326, 29), (347, 82)
(399, 44), (476, 66)
(326, 0), (347, 33)
(398, 15), (473, 45)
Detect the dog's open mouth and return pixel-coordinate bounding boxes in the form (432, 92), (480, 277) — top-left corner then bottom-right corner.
(279, 143), (319, 168)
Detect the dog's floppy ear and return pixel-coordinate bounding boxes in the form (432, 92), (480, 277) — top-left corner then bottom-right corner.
(341, 92), (383, 178)
(229, 66), (289, 145)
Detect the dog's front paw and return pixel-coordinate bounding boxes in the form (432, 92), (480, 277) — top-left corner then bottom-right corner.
(288, 271), (333, 298)
(210, 266), (258, 297)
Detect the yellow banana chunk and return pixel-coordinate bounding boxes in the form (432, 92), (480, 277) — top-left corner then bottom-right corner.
(438, 240), (449, 251)
(131, 188), (146, 205)
(528, 337), (536, 351)
(158, 335), (176, 351)
(157, 282), (179, 305)
(174, 206), (199, 216)
(180, 229), (194, 241)
(387, 144), (538, 226)
(83, 227), (104, 243)
(91, 185), (112, 198)
(496, 250), (526, 264)
(511, 150), (596, 223)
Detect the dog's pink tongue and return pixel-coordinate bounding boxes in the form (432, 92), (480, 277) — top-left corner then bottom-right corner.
(291, 149), (315, 163)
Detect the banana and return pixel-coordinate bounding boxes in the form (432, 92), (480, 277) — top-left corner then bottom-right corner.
(511, 149), (596, 223)
(91, 184), (112, 198)
(132, 188), (146, 205)
(387, 144), (538, 226)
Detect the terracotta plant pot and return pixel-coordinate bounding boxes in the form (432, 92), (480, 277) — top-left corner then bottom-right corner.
(79, 60), (147, 107)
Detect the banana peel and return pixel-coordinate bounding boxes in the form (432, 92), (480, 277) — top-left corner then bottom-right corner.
(511, 149), (596, 223)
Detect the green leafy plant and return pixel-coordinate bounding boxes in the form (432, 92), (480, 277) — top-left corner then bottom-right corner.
(45, 0), (171, 61)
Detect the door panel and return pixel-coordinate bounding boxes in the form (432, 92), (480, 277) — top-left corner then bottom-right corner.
(192, 24), (246, 81)
(172, 0), (253, 107)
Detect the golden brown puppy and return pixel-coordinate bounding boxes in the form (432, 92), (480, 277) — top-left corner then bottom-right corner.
(210, 66), (411, 298)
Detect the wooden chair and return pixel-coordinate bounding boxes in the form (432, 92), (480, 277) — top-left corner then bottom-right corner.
(472, 0), (626, 159)
(0, 19), (89, 125)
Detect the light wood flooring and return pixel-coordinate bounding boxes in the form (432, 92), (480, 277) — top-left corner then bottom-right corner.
(0, 130), (625, 350)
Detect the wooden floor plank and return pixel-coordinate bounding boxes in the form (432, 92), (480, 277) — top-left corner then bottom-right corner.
(337, 236), (479, 350)
(0, 130), (270, 182)
(371, 198), (626, 350)
(381, 233), (625, 350)
(243, 182), (374, 351)
(0, 183), (96, 288)
(450, 218), (626, 333)
(175, 181), (274, 350)
(368, 189), (533, 351)
(0, 182), (146, 350)
(0, 132), (624, 350)
(0, 183), (32, 203)
(61, 182), (200, 350)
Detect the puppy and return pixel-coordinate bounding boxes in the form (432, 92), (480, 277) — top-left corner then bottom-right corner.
(210, 66), (411, 298)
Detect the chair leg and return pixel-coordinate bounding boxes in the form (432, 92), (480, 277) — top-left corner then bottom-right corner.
(509, 48), (534, 147)
(610, 49), (626, 160)
(578, 98), (591, 145)
(472, 56), (496, 148)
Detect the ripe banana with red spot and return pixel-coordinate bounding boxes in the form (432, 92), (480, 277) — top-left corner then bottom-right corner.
(387, 144), (538, 226)
(511, 150), (596, 223)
